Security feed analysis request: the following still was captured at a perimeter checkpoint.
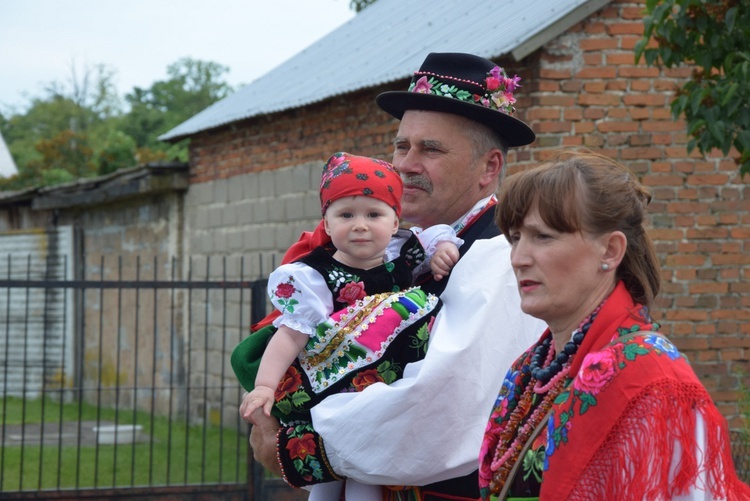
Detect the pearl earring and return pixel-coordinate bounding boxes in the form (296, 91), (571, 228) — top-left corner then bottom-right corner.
(601, 263), (609, 271)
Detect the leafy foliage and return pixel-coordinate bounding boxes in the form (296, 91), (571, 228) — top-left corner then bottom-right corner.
(635, 0), (750, 177)
(0, 58), (233, 190)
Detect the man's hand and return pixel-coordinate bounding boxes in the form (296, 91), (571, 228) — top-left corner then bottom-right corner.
(249, 408), (282, 475)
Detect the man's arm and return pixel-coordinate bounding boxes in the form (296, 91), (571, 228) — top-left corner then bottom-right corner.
(248, 410), (282, 476)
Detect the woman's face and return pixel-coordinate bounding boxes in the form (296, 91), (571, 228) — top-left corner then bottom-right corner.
(507, 205), (613, 335)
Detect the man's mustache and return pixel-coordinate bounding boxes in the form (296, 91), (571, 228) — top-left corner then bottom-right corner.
(401, 174), (433, 194)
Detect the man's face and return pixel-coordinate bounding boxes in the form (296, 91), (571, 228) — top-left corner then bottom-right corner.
(392, 110), (489, 228)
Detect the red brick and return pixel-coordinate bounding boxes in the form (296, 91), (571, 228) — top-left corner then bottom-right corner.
(597, 121), (640, 133)
(685, 228), (730, 239)
(621, 147), (663, 160)
(576, 67), (618, 79)
(630, 80), (652, 92)
(580, 38), (619, 51)
(667, 201), (710, 213)
(620, 67), (661, 78)
(540, 68), (573, 79)
(712, 253), (750, 265)
(607, 23), (643, 36)
(606, 52), (639, 65)
(685, 174), (730, 185)
(535, 121), (573, 133)
(583, 81), (607, 93)
(583, 108), (606, 120)
(689, 282), (728, 294)
(665, 309), (709, 321)
(664, 254), (708, 266)
(623, 94), (668, 106)
(642, 175), (685, 186)
(578, 94), (623, 106)
(536, 95), (576, 106)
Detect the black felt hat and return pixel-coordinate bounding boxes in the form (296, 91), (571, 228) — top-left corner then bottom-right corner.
(376, 52), (535, 147)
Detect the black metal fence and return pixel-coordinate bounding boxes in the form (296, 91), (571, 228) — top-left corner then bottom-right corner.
(0, 253), (307, 500)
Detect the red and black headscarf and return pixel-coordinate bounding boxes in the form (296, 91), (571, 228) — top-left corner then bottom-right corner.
(252, 152), (402, 330)
(319, 151), (402, 217)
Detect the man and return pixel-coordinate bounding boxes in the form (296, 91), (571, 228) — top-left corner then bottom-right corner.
(248, 52), (546, 500)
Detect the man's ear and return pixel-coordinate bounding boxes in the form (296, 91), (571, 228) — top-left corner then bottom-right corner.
(479, 149), (503, 189)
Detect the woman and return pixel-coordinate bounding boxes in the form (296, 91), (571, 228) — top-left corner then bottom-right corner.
(479, 151), (749, 500)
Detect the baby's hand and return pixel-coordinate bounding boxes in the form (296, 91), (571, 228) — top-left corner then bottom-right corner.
(430, 241), (460, 281)
(239, 386), (276, 425)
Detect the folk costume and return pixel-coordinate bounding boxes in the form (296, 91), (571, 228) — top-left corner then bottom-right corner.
(479, 282), (750, 500)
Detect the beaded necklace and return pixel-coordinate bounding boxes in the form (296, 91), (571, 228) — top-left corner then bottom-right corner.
(488, 308), (600, 494)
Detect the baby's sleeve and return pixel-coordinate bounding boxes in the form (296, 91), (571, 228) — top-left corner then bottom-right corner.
(411, 224), (464, 257)
(267, 263), (333, 336)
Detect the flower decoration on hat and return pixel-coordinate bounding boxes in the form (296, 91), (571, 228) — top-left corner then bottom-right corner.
(407, 65), (521, 116)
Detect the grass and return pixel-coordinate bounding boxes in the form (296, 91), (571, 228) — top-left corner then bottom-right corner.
(0, 396), (248, 492)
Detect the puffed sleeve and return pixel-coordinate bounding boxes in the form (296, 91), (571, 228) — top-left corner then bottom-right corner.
(267, 263), (333, 336)
(411, 224), (464, 256)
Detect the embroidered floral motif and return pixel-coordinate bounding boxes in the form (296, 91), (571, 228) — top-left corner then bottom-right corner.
(326, 266), (362, 299)
(351, 368), (384, 391)
(401, 239), (426, 270)
(410, 75), (473, 102)
(408, 319), (431, 355)
(275, 366), (311, 416)
(273, 277), (299, 314)
(407, 67), (521, 116)
(337, 281), (366, 305)
(283, 424), (326, 482)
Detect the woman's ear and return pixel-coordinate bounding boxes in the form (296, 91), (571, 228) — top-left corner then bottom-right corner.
(602, 231), (627, 270)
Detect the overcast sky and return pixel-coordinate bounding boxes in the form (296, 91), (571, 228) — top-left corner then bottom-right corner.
(0, 0), (355, 112)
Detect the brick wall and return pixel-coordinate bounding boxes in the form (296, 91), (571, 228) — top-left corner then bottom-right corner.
(185, 0), (749, 427)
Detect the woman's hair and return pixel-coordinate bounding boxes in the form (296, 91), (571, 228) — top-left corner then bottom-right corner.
(496, 150), (661, 308)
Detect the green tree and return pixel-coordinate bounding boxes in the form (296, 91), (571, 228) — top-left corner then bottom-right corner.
(1, 58), (233, 190)
(122, 57), (233, 161)
(635, 0), (750, 177)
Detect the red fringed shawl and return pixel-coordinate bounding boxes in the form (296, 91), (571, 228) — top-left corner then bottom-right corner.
(480, 282), (750, 500)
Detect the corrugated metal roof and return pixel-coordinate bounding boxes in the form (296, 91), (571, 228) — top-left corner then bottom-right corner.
(160, 0), (610, 141)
